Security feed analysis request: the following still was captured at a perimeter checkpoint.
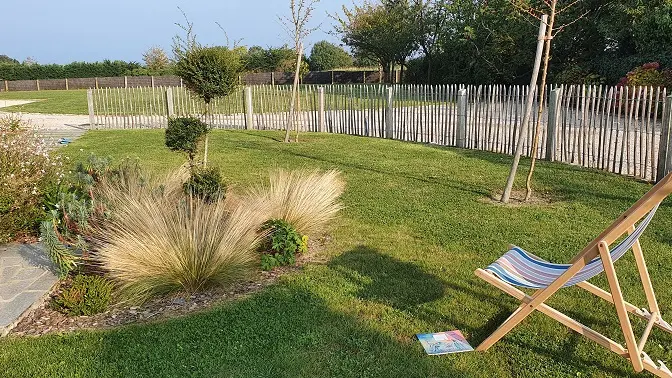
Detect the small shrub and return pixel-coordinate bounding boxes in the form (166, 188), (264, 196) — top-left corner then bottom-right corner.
(183, 166), (225, 202)
(95, 168), (262, 303)
(165, 117), (209, 162)
(0, 114), (63, 242)
(53, 274), (113, 316)
(554, 65), (605, 85)
(259, 219), (308, 271)
(245, 169), (345, 237)
(619, 62), (672, 88)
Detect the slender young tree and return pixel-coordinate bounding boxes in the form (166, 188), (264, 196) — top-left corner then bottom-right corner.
(521, 0), (588, 201)
(501, 0), (587, 203)
(501, 15), (548, 204)
(279, 0), (320, 143)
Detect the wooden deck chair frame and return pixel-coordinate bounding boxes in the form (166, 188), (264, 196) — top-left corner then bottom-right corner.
(475, 173), (672, 377)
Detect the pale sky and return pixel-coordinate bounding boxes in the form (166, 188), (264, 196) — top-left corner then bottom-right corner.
(1, 0), (348, 64)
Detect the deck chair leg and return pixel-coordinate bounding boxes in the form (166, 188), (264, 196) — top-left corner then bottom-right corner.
(476, 302), (532, 351)
(476, 252), (593, 351)
(599, 241), (644, 372)
(630, 225), (661, 314)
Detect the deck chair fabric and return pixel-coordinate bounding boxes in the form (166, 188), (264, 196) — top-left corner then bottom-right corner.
(475, 174), (672, 377)
(485, 205), (659, 289)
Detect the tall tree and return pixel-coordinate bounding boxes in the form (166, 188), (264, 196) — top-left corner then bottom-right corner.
(143, 46), (170, 72)
(334, 1), (417, 83)
(309, 41), (353, 71)
(411, 0), (449, 83)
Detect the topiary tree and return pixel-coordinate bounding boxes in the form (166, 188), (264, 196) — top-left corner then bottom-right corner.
(165, 116), (209, 165)
(174, 46), (243, 104)
(309, 41), (353, 71)
(172, 12), (245, 165)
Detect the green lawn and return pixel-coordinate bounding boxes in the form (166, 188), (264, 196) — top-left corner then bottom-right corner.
(2, 130), (672, 377)
(0, 89), (88, 114)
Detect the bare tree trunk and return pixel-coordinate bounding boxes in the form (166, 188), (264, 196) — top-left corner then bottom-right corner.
(501, 15), (549, 203)
(203, 102), (211, 167)
(295, 87), (301, 142)
(525, 2), (557, 202)
(285, 43), (303, 143)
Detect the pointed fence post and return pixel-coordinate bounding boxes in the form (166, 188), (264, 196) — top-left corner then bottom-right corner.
(545, 87), (563, 161)
(318, 86), (325, 132)
(385, 86), (394, 139)
(657, 95), (672, 181)
(87, 89), (95, 128)
(456, 88), (468, 148)
(244, 86), (254, 130)
(165, 87), (175, 118)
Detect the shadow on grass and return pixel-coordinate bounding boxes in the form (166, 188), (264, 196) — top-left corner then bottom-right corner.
(328, 246), (447, 311)
(91, 284), (467, 378)
(282, 149), (490, 198)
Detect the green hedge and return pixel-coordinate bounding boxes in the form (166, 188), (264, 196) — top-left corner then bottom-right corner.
(0, 60), (173, 80)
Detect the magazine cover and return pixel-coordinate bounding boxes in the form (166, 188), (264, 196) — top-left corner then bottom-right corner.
(417, 330), (474, 355)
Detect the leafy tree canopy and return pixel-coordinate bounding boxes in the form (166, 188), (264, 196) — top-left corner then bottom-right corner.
(308, 41), (353, 71)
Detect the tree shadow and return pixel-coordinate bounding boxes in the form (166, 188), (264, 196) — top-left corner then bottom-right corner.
(281, 149), (490, 198)
(328, 246), (447, 312)
(90, 284), (475, 377)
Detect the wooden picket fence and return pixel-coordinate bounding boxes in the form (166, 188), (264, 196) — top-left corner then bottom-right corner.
(88, 84), (672, 182)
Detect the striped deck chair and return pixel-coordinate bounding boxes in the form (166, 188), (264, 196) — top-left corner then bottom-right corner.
(476, 173), (672, 377)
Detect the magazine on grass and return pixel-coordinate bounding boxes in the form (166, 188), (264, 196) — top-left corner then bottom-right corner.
(417, 330), (474, 355)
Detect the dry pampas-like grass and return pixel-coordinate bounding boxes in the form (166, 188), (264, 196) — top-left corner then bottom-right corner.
(94, 166), (263, 303)
(244, 169), (345, 236)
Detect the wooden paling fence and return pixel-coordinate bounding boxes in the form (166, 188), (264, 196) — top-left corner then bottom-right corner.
(88, 84), (672, 182)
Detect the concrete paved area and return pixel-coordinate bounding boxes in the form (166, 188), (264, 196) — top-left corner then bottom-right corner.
(0, 244), (58, 336)
(0, 100), (89, 145)
(0, 110), (88, 146)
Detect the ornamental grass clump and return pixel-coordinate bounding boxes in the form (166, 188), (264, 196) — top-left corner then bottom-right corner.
(245, 169), (345, 237)
(94, 168), (262, 303)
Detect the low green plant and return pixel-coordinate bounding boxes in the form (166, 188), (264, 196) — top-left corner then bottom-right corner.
(52, 274), (113, 316)
(39, 221), (78, 278)
(259, 219), (308, 271)
(165, 117), (209, 164)
(183, 166), (225, 202)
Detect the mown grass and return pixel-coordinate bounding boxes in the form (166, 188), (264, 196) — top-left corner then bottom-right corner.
(0, 89), (88, 114)
(2, 130), (672, 377)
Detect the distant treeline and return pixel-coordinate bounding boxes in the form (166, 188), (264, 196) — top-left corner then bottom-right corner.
(0, 42), (360, 82)
(0, 60), (170, 81)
